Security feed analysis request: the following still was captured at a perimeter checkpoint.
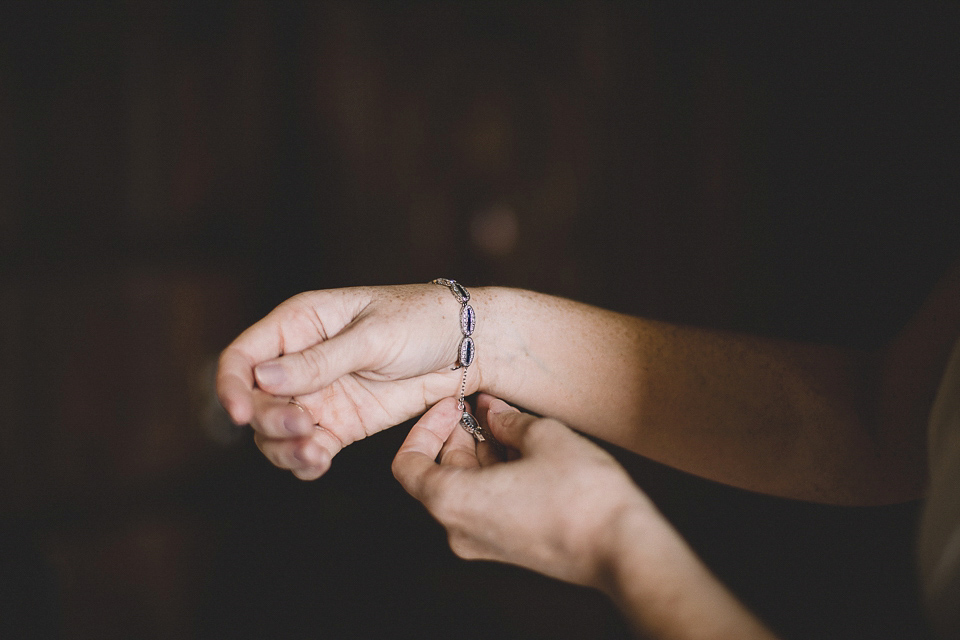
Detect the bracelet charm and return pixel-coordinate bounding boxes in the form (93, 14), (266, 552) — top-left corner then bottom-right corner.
(459, 336), (476, 369)
(460, 305), (476, 336)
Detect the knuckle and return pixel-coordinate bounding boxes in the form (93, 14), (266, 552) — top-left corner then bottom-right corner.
(287, 291), (312, 306)
(283, 291), (318, 318)
(300, 347), (330, 382)
(425, 473), (461, 519)
(390, 456), (407, 483)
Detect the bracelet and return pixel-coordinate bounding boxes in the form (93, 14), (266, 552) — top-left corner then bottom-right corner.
(432, 278), (484, 441)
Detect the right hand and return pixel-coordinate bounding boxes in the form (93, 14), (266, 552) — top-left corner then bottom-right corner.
(216, 284), (482, 480)
(393, 397), (782, 639)
(392, 394), (658, 590)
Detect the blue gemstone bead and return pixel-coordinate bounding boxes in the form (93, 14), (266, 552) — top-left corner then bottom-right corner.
(451, 282), (470, 304)
(461, 305), (476, 336)
(459, 336), (475, 368)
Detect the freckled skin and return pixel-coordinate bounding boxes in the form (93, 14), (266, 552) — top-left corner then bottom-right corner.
(477, 287), (929, 505)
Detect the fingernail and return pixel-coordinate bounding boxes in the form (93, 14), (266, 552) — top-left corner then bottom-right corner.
(255, 362), (285, 387)
(488, 398), (518, 415)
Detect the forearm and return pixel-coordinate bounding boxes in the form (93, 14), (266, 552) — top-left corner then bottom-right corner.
(474, 287), (919, 504)
(601, 509), (779, 640)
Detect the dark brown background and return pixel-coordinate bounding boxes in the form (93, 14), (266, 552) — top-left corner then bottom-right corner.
(1, 3), (958, 639)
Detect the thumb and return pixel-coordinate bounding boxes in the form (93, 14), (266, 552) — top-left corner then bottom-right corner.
(254, 324), (372, 396)
(392, 398), (463, 502)
(484, 397), (566, 455)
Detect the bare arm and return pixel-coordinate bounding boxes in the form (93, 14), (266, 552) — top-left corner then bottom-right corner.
(473, 263), (960, 504)
(603, 505), (778, 640)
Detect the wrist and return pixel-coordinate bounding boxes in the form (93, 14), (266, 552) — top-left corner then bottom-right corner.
(594, 501), (670, 597)
(468, 286), (510, 398)
(599, 503), (778, 640)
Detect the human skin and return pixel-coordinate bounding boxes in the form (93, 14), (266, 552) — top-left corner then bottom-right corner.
(391, 393), (779, 640)
(217, 263), (960, 503)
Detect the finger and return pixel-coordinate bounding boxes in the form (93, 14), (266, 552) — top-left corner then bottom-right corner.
(292, 466), (327, 482)
(217, 302), (317, 424)
(216, 348), (258, 425)
(473, 394), (509, 464)
(481, 396), (559, 454)
(247, 390), (317, 439)
(392, 398), (462, 500)
(255, 432), (332, 477)
(289, 374), (443, 450)
(476, 392), (522, 433)
(438, 415), (481, 469)
(254, 324), (374, 397)
(309, 424), (346, 463)
(474, 392), (500, 420)
(478, 394), (524, 447)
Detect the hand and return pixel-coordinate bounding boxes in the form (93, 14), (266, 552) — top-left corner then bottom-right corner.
(391, 393), (658, 589)
(217, 284), (480, 479)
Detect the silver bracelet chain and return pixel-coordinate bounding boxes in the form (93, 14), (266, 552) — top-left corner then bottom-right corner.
(432, 278), (484, 442)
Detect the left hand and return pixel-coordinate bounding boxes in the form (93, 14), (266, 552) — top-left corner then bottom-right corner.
(216, 284), (479, 480)
(392, 394), (658, 589)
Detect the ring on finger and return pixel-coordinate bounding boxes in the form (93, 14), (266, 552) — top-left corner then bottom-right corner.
(288, 396), (321, 428)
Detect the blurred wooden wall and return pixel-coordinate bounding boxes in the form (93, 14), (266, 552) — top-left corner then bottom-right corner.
(0, 2), (750, 507)
(0, 4), (751, 637)
(1, 3), (956, 639)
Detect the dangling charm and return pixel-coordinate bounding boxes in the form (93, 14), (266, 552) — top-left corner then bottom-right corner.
(459, 411), (484, 442)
